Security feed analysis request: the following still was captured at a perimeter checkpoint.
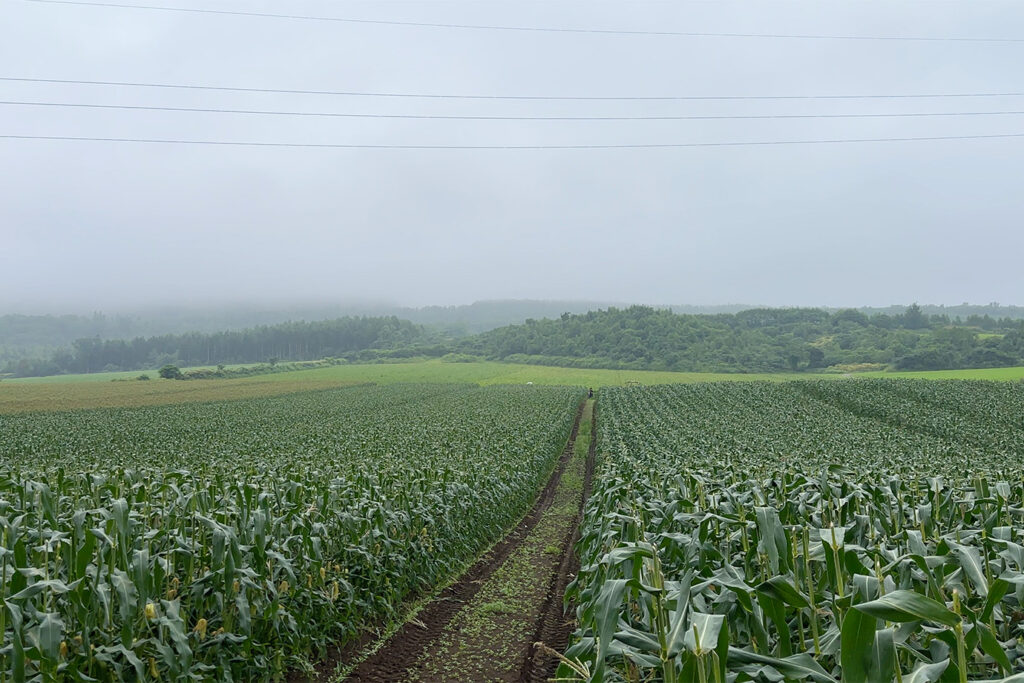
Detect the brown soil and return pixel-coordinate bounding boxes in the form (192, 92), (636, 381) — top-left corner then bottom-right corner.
(520, 402), (596, 682)
(339, 401), (594, 683)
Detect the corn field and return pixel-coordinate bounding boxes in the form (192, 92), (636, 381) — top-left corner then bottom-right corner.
(562, 380), (1024, 682)
(0, 383), (584, 681)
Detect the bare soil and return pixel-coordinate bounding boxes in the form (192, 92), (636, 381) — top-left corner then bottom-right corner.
(520, 402), (596, 682)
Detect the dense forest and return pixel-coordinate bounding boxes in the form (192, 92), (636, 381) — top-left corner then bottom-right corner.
(3, 304), (1024, 378)
(5, 301), (1022, 360)
(1, 317), (435, 377)
(458, 305), (1024, 373)
(0, 300), (620, 359)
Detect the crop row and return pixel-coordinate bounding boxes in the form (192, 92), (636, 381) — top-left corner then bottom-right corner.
(562, 380), (1024, 682)
(0, 383), (584, 681)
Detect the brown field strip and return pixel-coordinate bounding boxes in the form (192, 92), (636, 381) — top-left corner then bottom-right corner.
(0, 377), (361, 414)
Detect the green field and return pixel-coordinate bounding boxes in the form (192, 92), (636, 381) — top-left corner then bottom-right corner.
(856, 365), (1024, 381)
(0, 360), (805, 386)
(1, 362), (268, 384)
(296, 360), (1024, 385)
(7, 359), (1023, 387)
(565, 380), (1024, 681)
(3, 359), (1022, 415)
(5, 362), (1024, 680)
(273, 360), (814, 387)
(0, 383), (583, 681)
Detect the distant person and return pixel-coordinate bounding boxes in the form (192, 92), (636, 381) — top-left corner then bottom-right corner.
(588, 388), (594, 398)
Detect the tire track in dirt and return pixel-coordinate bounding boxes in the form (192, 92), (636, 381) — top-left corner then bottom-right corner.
(520, 400), (596, 682)
(342, 400), (588, 683)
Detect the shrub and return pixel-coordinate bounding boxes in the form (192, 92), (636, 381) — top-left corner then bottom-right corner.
(157, 364), (183, 380)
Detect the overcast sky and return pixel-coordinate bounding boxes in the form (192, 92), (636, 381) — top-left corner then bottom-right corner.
(2, 0), (1023, 313)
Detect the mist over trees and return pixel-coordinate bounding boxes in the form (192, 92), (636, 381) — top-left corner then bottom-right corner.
(457, 305), (1024, 373)
(2, 317), (433, 377)
(2, 303), (1023, 379)
(0, 301), (609, 366)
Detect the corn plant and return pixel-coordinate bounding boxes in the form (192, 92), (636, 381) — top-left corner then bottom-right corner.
(562, 381), (1024, 682)
(0, 383), (585, 681)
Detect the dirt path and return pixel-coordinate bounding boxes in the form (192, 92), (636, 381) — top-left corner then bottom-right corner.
(521, 399), (596, 682)
(342, 399), (595, 683)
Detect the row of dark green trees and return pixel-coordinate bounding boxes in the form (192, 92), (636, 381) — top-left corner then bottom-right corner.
(2, 317), (434, 377)
(460, 305), (1024, 373)
(3, 305), (1024, 377)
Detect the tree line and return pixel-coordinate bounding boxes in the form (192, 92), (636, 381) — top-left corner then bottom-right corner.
(3, 305), (1024, 378)
(1, 317), (433, 377)
(457, 305), (1024, 373)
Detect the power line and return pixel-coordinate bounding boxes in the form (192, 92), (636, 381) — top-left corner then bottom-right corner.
(8, 99), (1024, 121)
(2, 132), (1023, 149)
(17, 0), (1024, 43)
(5, 77), (1024, 102)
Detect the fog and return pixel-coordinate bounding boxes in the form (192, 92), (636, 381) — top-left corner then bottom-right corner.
(2, 0), (1023, 314)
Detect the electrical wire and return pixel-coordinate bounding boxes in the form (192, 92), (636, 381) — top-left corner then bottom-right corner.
(7, 99), (1024, 121)
(3, 132), (1023, 149)
(17, 0), (1024, 43)
(5, 77), (1024, 102)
